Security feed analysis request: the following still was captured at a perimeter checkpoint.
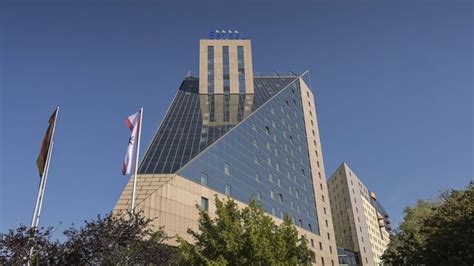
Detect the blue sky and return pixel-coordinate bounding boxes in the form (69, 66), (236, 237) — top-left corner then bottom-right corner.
(1, 0), (472, 235)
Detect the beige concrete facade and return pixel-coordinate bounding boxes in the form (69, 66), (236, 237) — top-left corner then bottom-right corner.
(299, 77), (339, 265)
(199, 39), (254, 94)
(114, 171), (338, 265)
(327, 163), (391, 266)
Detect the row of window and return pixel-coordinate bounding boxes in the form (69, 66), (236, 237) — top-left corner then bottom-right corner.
(207, 45), (246, 93)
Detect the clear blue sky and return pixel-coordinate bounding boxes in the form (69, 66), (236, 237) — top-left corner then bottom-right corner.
(1, 0), (472, 234)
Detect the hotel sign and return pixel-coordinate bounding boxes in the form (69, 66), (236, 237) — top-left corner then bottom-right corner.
(208, 30), (243, 40)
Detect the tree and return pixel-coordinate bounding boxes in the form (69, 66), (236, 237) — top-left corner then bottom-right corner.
(177, 197), (314, 265)
(382, 181), (474, 265)
(0, 225), (63, 265)
(0, 212), (180, 265)
(61, 211), (180, 264)
(421, 182), (474, 265)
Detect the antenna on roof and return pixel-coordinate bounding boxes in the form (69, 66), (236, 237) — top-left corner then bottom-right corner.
(273, 71), (280, 76)
(186, 70), (192, 78)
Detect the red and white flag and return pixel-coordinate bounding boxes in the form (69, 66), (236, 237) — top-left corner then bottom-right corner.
(122, 111), (141, 175)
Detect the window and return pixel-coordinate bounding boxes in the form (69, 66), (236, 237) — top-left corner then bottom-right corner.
(225, 184), (231, 196)
(277, 178), (281, 187)
(265, 126), (270, 135)
(311, 239), (315, 247)
(327, 233), (331, 240)
(237, 46), (245, 93)
(256, 191), (261, 200)
(200, 172), (208, 186)
(254, 155), (259, 164)
(271, 190), (275, 199)
(308, 224), (312, 232)
(319, 242), (323, 250)
(207, 46), (214, 93)
(271, 207), (276, 216)
(224, 162), (231, 176)
(201, 197), (209, 211)
(222, 46), (230, 93)
(298, 219), (303, 227)
(253, 139), (258, 147)
(278, 193), (283, 202)
(269, 172), (274, 182)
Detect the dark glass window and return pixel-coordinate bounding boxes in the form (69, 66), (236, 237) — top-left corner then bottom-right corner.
(223, 46), (230, 93)
(201, 197), (209, 211)
(201, 172), (208, 186)
(225, 184), (231, 196)
(238, 46), (245, 93)
(224, 162), (231, 176)
(207, 46), (214, 93)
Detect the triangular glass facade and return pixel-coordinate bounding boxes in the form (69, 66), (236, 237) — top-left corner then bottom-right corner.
(139, 77), (297, 174)
(177, 78), (320, 233)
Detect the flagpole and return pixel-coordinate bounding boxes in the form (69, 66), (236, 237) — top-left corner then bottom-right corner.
(131, 107), (143, 215)
(29, 105), (59, 264)
(30, 106), (59, 228)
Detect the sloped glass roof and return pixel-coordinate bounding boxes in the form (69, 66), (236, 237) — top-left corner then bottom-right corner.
(139, 76), (298, 174)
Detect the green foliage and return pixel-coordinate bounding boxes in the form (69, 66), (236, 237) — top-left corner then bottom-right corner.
(0, 212), (180, 265)
(177, 197), (314, 265)
(382, 181), (474, 265)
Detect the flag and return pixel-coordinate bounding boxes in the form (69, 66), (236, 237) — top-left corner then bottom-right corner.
(122, 111), (141, 175)
(36, 108), (58, 177)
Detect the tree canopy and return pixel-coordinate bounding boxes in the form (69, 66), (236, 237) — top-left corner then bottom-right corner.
(0, 212), (179, 265)
(382, 181), (474, 265)
(177, 196), (314, 265)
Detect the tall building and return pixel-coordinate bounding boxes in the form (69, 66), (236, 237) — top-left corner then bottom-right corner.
(327, 163), (391, 266)
(114, 31), (339, 265)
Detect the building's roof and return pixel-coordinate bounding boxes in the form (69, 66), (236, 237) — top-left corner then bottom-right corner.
(139, 76), (298, 174)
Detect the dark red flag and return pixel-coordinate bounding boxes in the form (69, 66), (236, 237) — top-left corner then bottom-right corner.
(36, 109), (57, 177)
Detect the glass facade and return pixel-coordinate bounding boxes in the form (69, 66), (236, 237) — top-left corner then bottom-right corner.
(177, 78), (320, 233)
(139, 75), (320, 233)
(139, 77), (296, 174)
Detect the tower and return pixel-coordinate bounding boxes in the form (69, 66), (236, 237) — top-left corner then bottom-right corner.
(327, 163), (391, 265)
(114, 32), (339, 265)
